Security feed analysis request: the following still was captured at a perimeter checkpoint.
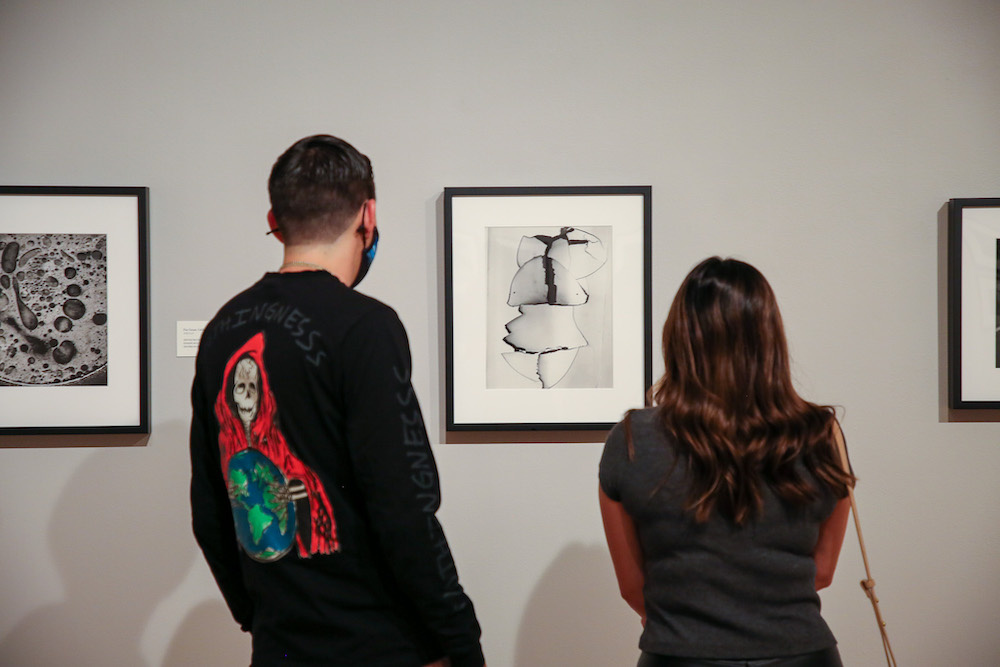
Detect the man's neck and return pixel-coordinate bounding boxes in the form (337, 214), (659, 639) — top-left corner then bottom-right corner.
(279, 242), (354, 286)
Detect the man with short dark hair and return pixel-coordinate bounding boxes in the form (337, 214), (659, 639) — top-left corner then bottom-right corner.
(190, 134), (485, 666)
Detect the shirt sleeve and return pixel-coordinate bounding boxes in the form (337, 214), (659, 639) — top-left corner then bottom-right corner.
(599, 420), (627, 502)
(340, 307), (484, 667)
(189, 367), (255, 632)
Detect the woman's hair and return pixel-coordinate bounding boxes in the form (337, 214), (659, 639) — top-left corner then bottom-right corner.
(645, 256), (854, 525)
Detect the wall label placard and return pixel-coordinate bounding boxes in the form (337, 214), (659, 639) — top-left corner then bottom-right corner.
(177, 320), (208, 358)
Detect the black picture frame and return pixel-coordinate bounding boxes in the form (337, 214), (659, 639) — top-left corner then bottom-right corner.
(444, 186), (652, 431)
(948, 197), (1000, 409)
(0, 186), (150, 435)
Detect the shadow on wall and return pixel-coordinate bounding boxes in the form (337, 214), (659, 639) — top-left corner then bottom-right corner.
(0, 419), (236, 666)
(162, 600), (249, 667)
(514, 542), (640, 667)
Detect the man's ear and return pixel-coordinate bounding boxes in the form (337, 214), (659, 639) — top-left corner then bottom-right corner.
(266, 210), (285, 244)
(360, 199), (377, 246)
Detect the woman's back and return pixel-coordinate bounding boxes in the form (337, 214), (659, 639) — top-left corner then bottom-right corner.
(600, 257), (851, 666)
(600, 408), (838, 660)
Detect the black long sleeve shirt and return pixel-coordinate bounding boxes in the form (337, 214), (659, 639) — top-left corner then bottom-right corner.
(190, 271), (483, 666)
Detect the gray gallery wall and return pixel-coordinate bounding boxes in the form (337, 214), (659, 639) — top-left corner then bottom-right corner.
(2, 1), (999, 665)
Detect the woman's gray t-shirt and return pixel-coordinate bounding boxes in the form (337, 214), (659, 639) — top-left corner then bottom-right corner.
(599, 407), (838, 660)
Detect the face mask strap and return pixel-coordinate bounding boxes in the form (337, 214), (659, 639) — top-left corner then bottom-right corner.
(351, 225), (378, 287)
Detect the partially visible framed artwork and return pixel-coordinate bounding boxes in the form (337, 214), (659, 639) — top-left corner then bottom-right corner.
(948, 197), (1000, 409)
(0, 186), (150, 434)
(444, 186), (652, 431)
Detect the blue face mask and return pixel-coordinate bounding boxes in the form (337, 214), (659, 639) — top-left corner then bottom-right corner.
(351, 227), (378, 287)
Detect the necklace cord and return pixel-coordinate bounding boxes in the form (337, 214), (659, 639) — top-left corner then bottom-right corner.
(278, 261), (328, 273)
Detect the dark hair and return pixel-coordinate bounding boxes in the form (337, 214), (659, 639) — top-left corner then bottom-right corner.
(646, 257), (853, 525)
(268, 134), (375, 243)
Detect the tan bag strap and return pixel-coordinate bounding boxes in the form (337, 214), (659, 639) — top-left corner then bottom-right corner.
(833, 424), (897, 666)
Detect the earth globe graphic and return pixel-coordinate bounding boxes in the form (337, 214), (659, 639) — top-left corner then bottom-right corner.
(227, 448), (296, 562)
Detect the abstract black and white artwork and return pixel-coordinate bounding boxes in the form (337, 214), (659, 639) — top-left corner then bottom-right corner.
(0, 233), (109, 386)
(486, 225), (612, 389)
(0, 187), (149, 436)
(948, 198), (1000, 409)
(445, 186), (651, 431)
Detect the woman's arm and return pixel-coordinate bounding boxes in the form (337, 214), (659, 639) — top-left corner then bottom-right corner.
(599, 486), (646, 621)
(813, 495), (850, 590)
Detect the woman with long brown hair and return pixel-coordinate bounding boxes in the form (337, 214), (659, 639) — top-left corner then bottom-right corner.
(599, 257), (854, 667)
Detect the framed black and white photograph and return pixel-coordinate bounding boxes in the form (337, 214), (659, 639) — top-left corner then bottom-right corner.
(0, 186), (150, 434)
(444, 186), (651, 430)
(948, 197), (1000, 409)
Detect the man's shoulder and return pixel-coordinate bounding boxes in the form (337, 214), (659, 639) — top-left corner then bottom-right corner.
(274, 272), (398, 328)
(198, 278), (261, 334)
(205, 274), (274, 316)
(339, 293), (410, 357)
(198, 276), (405, 353)
(348, 291), (401, 326)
